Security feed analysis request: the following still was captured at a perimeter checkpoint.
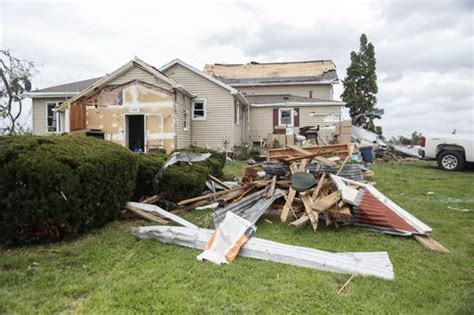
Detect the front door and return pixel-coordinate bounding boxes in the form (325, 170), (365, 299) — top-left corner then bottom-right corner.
(126, 115), (145, 152)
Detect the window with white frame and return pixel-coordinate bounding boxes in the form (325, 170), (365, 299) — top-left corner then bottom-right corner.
(46, 102), (58, 132)
(192, 99), (206, 120)
(183, 110), (190, 130)
(279, 108), (293, 126)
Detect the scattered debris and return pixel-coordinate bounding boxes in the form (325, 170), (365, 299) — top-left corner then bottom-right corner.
(447, 206), (471, 212)
(130, 142), (448, 283)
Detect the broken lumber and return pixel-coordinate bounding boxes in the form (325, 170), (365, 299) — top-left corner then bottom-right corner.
(266, 176), (277, 198)
(178, 186), (245, 206)
(312, 191), (341, 212)
(126, 205), (168, 225)
(208, 174), (231, 189)
(413, 235), (450, 253)
(301, 192), (318, 231)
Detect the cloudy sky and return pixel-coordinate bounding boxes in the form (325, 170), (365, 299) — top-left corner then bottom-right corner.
(1, 0), (473, 137)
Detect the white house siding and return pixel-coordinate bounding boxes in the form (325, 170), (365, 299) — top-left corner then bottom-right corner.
(238, 84), (333, 99)
(32, 97), (70, 135)
(249, 105), (341, 142)
(108, 67), (171, 90)
(175, 92), (192, 148)
(164, 64), (236, 150)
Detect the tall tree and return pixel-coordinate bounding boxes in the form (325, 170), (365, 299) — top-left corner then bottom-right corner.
(341, 34), (379, 132)
(0, 49), (36, 134)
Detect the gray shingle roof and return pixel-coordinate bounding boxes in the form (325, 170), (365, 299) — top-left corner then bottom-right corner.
(34, 77), (103, 93)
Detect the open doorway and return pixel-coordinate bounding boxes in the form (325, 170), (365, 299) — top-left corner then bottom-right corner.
(126, 114), (145, 152)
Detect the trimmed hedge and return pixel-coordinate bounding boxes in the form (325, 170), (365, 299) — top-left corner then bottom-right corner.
(0, 135), (138, 244)
(132, 147), (226, 202)
(132, 153), (167, 201)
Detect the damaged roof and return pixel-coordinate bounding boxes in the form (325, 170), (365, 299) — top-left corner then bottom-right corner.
(245, 94), (344, 107)
(204, 60), (339, 86)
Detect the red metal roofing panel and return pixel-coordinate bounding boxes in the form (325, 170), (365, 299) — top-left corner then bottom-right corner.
(353, 189), (418, 234)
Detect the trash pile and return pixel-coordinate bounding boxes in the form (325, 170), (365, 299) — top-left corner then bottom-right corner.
(129, 143), (449, 283)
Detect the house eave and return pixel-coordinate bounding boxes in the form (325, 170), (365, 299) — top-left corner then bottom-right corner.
(250, 101), (345, 108)
(23, 92), (79, 98)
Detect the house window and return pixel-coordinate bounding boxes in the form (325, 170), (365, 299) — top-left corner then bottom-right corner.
(46, 102), (58, 132)
(192, 99), (206, 120)
(235, 102), (240, 125)
(183, 110), (190, 130)
(279, 108), (294, 126)
(309, 91), (313, 99)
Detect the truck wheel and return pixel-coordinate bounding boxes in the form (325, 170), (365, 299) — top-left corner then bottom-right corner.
(437, 151), (465, 171)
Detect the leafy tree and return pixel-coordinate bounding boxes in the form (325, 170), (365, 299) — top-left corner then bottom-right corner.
(0, 49), (37, 134)
(341, 34), (380, 132)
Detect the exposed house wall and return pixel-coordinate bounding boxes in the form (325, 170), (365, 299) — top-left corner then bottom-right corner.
(163, 64), (236, 150)
(175, 91), (192, 148)
(32, 97), (70, 135)
(238, 84), (333, 99)
(249, 105), (342, 142)
(86, 82), (177, 152)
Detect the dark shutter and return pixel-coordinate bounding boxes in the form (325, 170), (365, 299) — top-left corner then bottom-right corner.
(234, 102), (237, 124)
(273, 108), (279, 126)
(294, 108), (300, 127)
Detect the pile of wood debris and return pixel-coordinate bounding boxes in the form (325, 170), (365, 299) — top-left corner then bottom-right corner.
(129, 143), (449, 258)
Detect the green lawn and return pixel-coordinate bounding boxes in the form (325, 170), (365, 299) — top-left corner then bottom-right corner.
(1, 161), (473, 314)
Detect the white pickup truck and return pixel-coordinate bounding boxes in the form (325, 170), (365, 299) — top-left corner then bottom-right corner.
(419, 133), (474, 171)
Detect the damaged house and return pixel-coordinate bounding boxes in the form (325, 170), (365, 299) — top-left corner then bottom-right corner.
(26, 58), (344, 152)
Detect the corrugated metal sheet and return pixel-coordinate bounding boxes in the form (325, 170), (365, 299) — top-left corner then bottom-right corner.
(134, 225), (394, 280)
(353, 189), (418, 235)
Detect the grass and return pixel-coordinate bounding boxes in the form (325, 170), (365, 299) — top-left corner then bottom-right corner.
(1, 161), (473, 314)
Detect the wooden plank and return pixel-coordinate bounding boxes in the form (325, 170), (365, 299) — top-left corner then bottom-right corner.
(301, 192), (318, 231)
(266, 176), (277, 198)
(330, 206), (352, 220)
(208, 174), (231, 189)
(233, 186), (255, 202)
(413, 235), (450, 253)
(281, 189), (297, 222)
(336, 155), (351, 175)
(312, 191), (340, 212)
(312, 173), (326, 201)
(126, 205), (168, 225)
(298, 158), (309, 171)
(289, 162), (298, 174)
(141, 192), (167, 204)
(289, 214), (309, 228)
(178, 186), (245, 205)
(287, 144), (313, 155)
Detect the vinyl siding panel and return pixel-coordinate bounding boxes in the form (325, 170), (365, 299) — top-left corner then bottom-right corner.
(239, 84), (333, 99)
(249, 105), (341, 142)
(32, 97), (69, 135)
(108, 67), (171, 90)
(175, 92), (192, 148)
(164, 64), (236, 150)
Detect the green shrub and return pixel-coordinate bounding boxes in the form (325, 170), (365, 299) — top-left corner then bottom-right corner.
(132, 147), (226, 202)
(0, 135), (138, 245)
(132, 153), (167, 200)
(174, 146), (226, 178)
